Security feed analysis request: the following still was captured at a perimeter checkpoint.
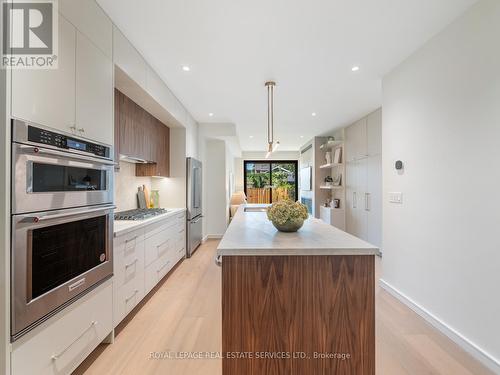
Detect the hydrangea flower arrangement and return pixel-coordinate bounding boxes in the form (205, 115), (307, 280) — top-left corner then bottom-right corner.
(266, 200), (309, 232)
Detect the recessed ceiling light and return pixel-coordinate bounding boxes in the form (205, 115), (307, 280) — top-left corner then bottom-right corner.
(249, 135), (254, 138)
(208, 113), (214, 117)
(300, 135), (304, 138)
(351, 66), (360, 72)
(311, 112), (317, 117)
(182, 65), (191, 72)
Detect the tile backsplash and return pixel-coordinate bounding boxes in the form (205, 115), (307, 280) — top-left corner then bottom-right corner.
(114, 161), (152, 211)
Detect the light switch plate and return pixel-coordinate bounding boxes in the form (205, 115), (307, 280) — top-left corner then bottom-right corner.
(389, 192), (403, 204)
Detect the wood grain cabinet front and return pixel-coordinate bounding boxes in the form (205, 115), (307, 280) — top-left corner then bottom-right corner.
(115, 89), (170, 176)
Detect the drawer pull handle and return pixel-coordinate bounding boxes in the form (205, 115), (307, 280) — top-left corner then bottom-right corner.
(125, 289), (139, 303)
(125, 236), (138, 244)
(157, 261), (170, 273)
(157, 239), (169, 249)
(125, 258), (138, 269)
(51, 321), (98, 361)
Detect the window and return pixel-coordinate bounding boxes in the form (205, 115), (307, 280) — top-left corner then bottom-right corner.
(244, 160), (298, 204)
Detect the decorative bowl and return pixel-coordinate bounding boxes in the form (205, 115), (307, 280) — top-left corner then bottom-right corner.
(271, 218), (305, 232)
(267, 200), (309, 233)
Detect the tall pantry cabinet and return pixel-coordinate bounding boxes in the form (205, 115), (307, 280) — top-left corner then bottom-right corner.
(345, 109), (382, 248)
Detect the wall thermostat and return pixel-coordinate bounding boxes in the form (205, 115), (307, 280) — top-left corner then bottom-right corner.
(395, 160), (404, 170)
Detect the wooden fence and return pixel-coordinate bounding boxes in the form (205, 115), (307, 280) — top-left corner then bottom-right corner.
(247, 187), (290, 204)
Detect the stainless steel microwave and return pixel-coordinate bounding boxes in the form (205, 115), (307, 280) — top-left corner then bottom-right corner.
(11, 119), (114, 214)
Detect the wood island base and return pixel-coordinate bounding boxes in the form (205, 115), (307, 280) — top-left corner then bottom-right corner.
(222, 255), (375, 375)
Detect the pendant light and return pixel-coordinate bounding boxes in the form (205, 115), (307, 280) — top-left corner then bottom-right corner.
(265, 81), (278, 158)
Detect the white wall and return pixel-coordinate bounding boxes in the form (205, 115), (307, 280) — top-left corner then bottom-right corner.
(204, 139), (228, 236)
(185, 115), (199, 159)
(114, 162), (152, 211)
(381, 0), (500, 371)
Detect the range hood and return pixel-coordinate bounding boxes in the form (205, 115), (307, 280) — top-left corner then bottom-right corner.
(119, 154), (149, 164)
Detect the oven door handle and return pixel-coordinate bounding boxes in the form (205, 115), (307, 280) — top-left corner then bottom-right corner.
(18, 144), (116, 166)
(20, 205), (116, 223)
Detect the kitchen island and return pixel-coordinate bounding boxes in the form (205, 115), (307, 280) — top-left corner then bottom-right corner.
(217, 204), (379, 375)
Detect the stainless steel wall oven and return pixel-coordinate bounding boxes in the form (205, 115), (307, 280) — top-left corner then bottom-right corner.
(10, 119), (115, 341)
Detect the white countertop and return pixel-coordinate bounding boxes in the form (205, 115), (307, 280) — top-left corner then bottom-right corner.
(217, 204), (379, 256)
(114, 208), (186, 237)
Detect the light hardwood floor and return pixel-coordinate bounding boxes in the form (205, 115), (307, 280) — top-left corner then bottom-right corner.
(75, 240), (494, 375)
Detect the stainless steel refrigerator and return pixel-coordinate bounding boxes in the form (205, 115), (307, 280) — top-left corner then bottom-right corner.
(186, 157), (203, 257)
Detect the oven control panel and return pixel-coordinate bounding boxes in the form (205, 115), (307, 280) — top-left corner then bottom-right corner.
(27, 126), (110, 158)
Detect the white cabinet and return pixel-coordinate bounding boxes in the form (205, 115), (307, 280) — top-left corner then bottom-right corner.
(113, 211), (186, 327)
(366, 155), (382, 247)
(113, 26), (147, 88)
(113, 228), (146, 327)
(59, 0), (113, 58)
(345, 109), (382, 248)
(346, 159), (368, 239)
(11, 280), (113, 375)
(319, 206), (345, 231)
(76, 31), (113, 145)
(11, 11), (114, 146)
(11, 16), (76, 132)
(344, 118), (367, 162)
(367, 109), (382, 156)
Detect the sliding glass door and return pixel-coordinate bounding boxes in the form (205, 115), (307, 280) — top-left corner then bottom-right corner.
(244, 161), (298, 204)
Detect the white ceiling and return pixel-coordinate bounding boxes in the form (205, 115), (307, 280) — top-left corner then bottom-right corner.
(97, 0), (477, 151)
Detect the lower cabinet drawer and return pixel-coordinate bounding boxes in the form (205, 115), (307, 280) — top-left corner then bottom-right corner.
(113, 271), (145, 327)
(144, 252), (173, 295)
(145, 230), (173, 266)
(11, 280), (113, 375)
(114, 239), (145, 288)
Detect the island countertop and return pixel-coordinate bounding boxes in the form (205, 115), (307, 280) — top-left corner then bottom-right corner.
(217, 204), (379, 256)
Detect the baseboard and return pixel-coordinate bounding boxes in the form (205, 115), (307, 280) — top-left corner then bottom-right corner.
(202, 234), (222, 242)
(379, 279), (500, 374)
(207, 234), (223, 239)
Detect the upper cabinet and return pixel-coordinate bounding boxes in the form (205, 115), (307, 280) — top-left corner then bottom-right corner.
(59, 0), (112, 59)
(345, 117), (367, 162)
(113, 26), (147, 88)
(11, 16), (76, 134)
(367, 109), (382, 157)
(344, 108), (382, 161)
(76, 32), (113, 145)
(115, 90), (170, 177)
(11, 5), (114, 146)
(145, 66), (186, 125)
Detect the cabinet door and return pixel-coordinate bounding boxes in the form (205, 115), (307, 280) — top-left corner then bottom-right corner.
(11, 16), (76, 132)
(355, 158), (368, 241)
(113, 26), (147, 88)
(366, 155), (382, 247)
(59, 0), (112, 58)
(344, 124), (357, 163)
(367, 109), (382, 156)
(76, 32), (113, 145)
(114, 89), (121, 163)
(345, 161), (357, 235)
(345, 118), (367, 162)
(156, 121), (170, 177)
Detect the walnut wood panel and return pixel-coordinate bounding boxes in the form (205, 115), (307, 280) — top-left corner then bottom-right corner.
(115, 89), (170, 177)
(222, 255), (375, 375)
(114, 89), (121, 168)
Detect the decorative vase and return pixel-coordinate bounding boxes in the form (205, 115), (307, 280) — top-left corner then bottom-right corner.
(150, 190), (160, 208)
(325, 152), (332, 164)
(271, 218), (305, 232)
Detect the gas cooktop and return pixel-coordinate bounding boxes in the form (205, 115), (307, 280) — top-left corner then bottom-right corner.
(114, 208), (168, 221)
